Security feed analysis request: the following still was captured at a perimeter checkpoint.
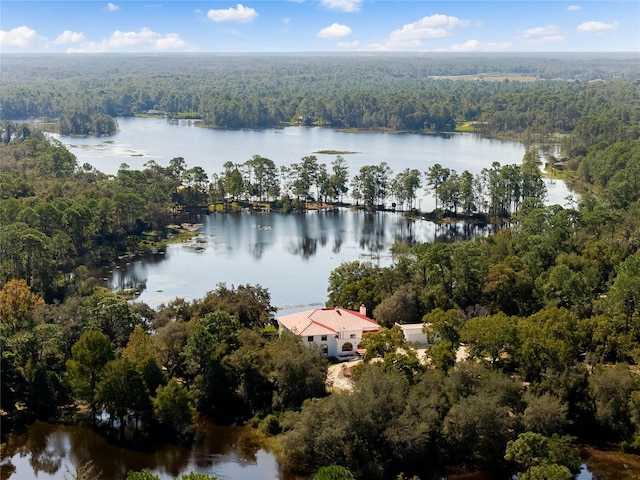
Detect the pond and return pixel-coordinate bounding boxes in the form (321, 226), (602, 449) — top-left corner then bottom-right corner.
(2, 421), (638, 480)
(0, 420), (283, 480)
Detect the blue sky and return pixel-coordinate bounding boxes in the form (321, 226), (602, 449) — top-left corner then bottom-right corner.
(1, 1), (638, 53)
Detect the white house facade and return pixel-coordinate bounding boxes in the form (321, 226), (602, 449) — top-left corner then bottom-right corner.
(396, 323), (431, 346)
(277, 305), (380, 358)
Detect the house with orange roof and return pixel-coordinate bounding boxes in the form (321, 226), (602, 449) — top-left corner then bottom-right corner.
(277, 305), (380, 358)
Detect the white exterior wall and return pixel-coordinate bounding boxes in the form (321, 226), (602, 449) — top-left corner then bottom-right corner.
(398, 324), (429, 346)
(305, 330), (366, 357)
(304, 334), (338, 357)
(335, 328), (360, 356)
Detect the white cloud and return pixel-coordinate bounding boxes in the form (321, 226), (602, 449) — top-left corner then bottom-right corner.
(447, 39), (511, 52)
(107, 2), (119, 12)
(388, 14), (470, 43)
(155, 33), (190, 49)
(109, 27), (161, 47)
(522, 25), (564, 44)
(360, 42), (390, 52)
(67, 28), (193, 52)
(533, 35), (564, 44)
(566, 5), (581, 11)
(337, 40), (359, 49)
(283, 17), (291, 25)
(66, 43), (107, 53)
(321, 0), (362, 12)
(207, 4), (258, 22)
(577, 20), (619, 33)
(0, 26), (48, 49)
(523, 25), (559, 38)
(317, 23), (352, 39)
(108, 28), (190, 49)
(53, 30), (86, 44)
(360, 14), (471, 51)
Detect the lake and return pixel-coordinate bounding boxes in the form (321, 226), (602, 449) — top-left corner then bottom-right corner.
(53, 117), (571, 310)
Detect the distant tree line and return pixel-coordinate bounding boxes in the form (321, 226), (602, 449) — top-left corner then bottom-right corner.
(1, 55), (638, 142)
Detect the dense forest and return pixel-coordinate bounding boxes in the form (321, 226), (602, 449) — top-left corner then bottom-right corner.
(1, 53), (639, 139)
(1, 54), (640, 480)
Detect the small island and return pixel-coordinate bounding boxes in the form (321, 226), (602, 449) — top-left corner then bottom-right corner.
(314, 149), (358, 155)
(59, 111), (118, 136)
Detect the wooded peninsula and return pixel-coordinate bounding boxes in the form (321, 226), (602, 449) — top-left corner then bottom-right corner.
(1, 53), (640, 480)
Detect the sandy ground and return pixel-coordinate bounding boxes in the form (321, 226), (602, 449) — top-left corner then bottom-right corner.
(326, 345), (469, 391)
(327, 360), (361, 391)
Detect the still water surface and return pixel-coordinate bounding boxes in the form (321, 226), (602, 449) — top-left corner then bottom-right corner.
(0, 421), (626, 480)
(0, 420), (281, 480)
(52, 117), (571, 310)
(110, 210), (490, 310)
(54, 117), (572, 208)
(57, 117), (525, 182)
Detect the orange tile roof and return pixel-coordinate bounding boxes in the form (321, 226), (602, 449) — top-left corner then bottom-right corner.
(277, 307), (380, 336)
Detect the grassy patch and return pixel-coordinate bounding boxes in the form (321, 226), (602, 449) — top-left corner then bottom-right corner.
(116, 287), (144, 299)
(455, 122), (476, 132)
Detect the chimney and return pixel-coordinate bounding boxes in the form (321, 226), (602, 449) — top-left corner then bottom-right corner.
(359, 304), (367, 316)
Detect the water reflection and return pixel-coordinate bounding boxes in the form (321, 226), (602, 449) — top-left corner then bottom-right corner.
(4, 421), (635, 480)
(288, 214), (319, 259)
(433, 222), (493, 244)
(109, 211), (489, 309)
(0, 420), (281, 480)
(358, 212), (386, 259)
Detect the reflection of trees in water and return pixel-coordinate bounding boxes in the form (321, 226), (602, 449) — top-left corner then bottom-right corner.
(358, 213), (386, 258)
(250, 212), (276, 260)
(111, 270), (147, 292)
(249, 240), (266, 260)
(26, 423), (63, 475)
(288, 236), (318, 259)
(326, 209), (346, 254)
(0, 460), (16, 478)
(66, 424), (128, 480)
(2, 421), (195, 480)
(390, 216), (417, 246)
(0, 421), (63, 477)
(107, 252), (170, 293)
(287, 213), (319, 259)
(333, 237), (343, 254)
(315, 211), (329, 248)
(433, 222), (491, 243)
(192, 424), (261, 466)
(153, 445), (192, 478)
